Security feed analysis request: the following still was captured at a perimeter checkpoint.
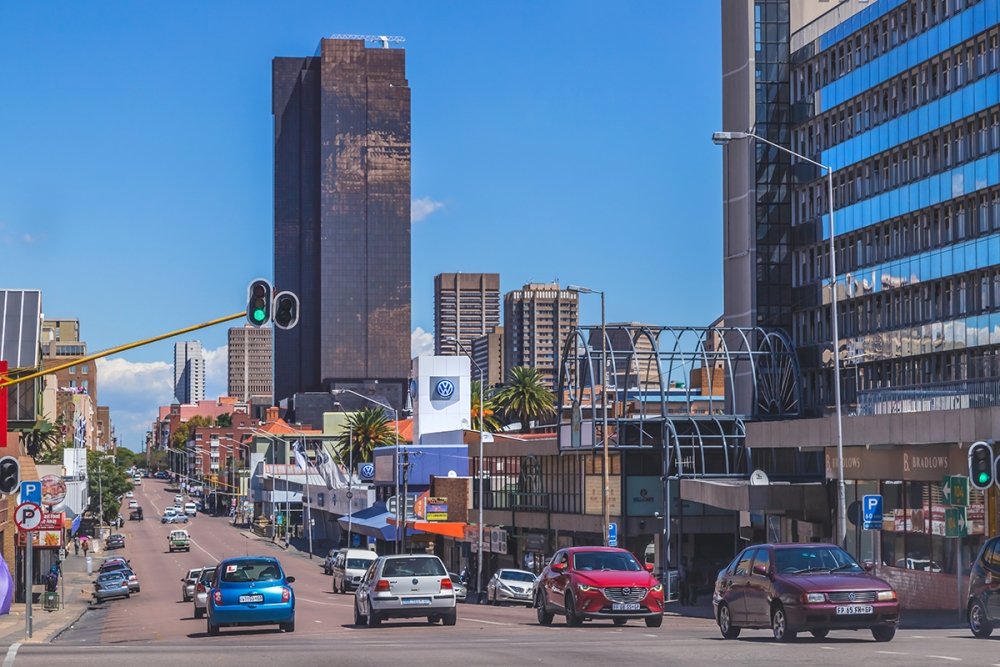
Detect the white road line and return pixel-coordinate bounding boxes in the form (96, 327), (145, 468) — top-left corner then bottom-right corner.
(462, 617), (511, 626)
(876, 651), (908, 656)
(927, 657), (962, 662)
(296, 596), (343, 606)
(190, 537), (219, 562)
(3, 642), (20, 667)
(820, 646), (834, 650)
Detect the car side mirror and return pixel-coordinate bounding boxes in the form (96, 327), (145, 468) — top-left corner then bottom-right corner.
(552, 562), (566, 572)
(286, 576), (295, 584)
(863, 561), (875, 572)
(644, 563), (655, 573)
(752, 563), (769, 577)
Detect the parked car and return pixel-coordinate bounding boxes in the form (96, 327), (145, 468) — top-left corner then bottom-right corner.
(193, 567), (217, 619)
(487, 569), (537, 606)
(121, 568), (141, 593)
(322, 548), (340, 575)
(449, 572), (468, 602)
(106, 534), (126, 550)
(168, 530), (191, 553)
(94, 571), (130, 601)
(125, 491), (134, 498)
(99, 557), (130, 575)
(895, 558), (943, 573)
(206, 556), (295, 635)
(333, 549), (378, 594)
(182, 567), (206, 602)
(967, 535), (1000, 638)
(354, 554), (456, 626)
(536, 547), (664, 627)
(712, 543), (899, 642)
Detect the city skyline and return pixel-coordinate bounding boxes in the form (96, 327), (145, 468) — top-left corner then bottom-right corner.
(0, 2), (724, 448)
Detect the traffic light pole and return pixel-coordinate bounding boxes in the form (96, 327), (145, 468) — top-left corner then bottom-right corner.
(0, 312), (245, 390)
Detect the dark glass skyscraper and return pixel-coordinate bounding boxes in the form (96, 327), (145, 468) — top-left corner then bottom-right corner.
(272, 38), (411, 409)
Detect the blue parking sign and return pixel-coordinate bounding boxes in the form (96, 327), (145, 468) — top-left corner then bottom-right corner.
(862, 494), (883, 530)
(21, 480), (41, 505)
(608, 522), (618, 547)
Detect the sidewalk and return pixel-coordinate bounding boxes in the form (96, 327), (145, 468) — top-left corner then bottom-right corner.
(0, 550), (99, 645)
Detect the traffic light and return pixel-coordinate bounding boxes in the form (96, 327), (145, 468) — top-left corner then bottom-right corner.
(0, 456), (19, 495)
(246, 279), (271, 327)
(969, 441), (994, 490)
(272, 291), (300, 330)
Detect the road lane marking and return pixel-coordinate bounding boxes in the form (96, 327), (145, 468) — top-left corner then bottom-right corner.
(461, 617), (511, 625)
(876, 651), (908, 655)
(3, 642), (20, 667)
(190, 538), (219, 562)
(820, 646), (834, 650)
(296, 597), (343, 606)
(927, 657), (961, 662)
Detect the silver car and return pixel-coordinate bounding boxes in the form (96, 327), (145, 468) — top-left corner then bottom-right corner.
(354, 555), (456, 627)
(181, 567), (204, 602)
(448, 572), (468, 602)
(94, 571), (130, 601)
(487, 569), (537, 606)
(192, 566), (216, 619)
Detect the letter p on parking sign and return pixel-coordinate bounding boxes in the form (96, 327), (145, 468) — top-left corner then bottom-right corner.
(862, 494), (883, 530)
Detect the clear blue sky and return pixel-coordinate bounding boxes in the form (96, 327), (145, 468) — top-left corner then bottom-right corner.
(0, 1), (723, 449)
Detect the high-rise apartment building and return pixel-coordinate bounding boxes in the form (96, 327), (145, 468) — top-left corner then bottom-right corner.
(721, 0), (1000, 610)
(471, 326), (504, 387)
(504, 283), (579, 389)
(272, 38), (411, 410)
(434, 273), (501, 356)
(228, 325), (273, 403)
(173, 341), (205, 404)
(41, 318), (97, 402)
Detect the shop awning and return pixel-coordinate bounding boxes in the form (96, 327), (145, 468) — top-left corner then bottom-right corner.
(337, 502), (418, 541)
(679, 478), (829, 522)
(387, 517), (468, 539)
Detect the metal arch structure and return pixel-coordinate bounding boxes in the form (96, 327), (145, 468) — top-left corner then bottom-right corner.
(556, 324), (801, 478)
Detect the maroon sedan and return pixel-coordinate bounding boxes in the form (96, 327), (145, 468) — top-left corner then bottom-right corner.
(712, 543), (899, 642)
(535, 547), (664, 627)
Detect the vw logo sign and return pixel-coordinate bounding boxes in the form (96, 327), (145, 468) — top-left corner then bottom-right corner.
(435, 378), (455, 399)
(360, 463), (375, 480)
(848, 592), (856, 601)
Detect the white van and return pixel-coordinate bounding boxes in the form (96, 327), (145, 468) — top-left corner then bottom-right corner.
(184, 502), (198, 516)
(332, 548), (378, 593)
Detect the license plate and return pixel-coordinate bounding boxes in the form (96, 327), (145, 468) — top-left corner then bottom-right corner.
(835, 604), (873, 615)
(401, 597), (432, 606)
(239, 594), (264, 604)
(612, 603), (641, 611)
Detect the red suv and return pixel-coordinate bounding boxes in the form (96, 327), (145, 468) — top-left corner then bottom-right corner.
(535, 547), (664, 627)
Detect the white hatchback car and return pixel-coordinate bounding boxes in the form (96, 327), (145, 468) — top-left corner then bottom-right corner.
(354, 555), (456, 627)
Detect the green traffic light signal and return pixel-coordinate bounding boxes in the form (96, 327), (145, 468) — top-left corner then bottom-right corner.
(246, 279), (272, 327)
(969, 441), (995, 490)
(979, 471), (990, 485)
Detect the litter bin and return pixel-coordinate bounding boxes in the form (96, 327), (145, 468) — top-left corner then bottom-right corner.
(86, 556), (93, 575)
(43, 592), (59, 611)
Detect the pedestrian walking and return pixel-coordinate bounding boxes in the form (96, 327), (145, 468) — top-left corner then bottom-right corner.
(678, 558), (689, 605)
(81, 538), (89, 557)
(73, 537), (80, 556)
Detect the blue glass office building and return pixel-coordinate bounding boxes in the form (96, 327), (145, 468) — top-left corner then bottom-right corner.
(722, 0), (1000, 609)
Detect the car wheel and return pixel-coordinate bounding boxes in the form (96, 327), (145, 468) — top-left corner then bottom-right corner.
(613, 618), (628, 626)
(367, 607), (382, 627)
(810, 628), (830, 639)
(281, 620), (295, 633)
(718, 602), (741, 639)
(442, 608), (457, 626)
(564, 593), (583, 627)
(969, 600), (994, 638)
(536, 591), (554, 626)
(871, 625), (896, 642)
(427, 615), (439, 624)
(194, 607), (204, 619)
(207, 618), (219, 636)
(644, 615), (663, 628)
(353, 600), (366, 626)
(771, 604), (796, 642)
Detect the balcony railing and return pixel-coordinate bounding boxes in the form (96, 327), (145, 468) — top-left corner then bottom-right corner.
(858, 378), (1000, 416)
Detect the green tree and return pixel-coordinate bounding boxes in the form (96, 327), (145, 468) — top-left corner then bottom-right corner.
(334, 407), (396, 464)
(494, 366), (556, 433)
(470, 379), (503, 433)
(115, 447), (139, 470)
(144, 448), (168, 472)
(19, 417), (66, 460)
(170, 415), (213, 449)
(87, 451), (132, 525)
(215, 413), (232, 427)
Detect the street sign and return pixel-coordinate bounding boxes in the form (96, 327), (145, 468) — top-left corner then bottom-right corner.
(946, 507), (968, 538)
(58, 548), (66, 562)
(862, 494), (883, 530)
(14, 502), (42, 531)
(20, 480), (41, 506)
(942, 475), (969, 507)
(608, 522), (618, 547)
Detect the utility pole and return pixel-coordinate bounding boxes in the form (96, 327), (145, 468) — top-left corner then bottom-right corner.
(401, 449), (411, 554)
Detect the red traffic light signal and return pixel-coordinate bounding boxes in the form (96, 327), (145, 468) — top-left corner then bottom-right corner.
(969, 441), (994, 490)
(273, 291), (299, 330)
(246, 279), (272, 327)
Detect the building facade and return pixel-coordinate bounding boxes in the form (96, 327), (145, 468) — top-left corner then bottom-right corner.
(434, 273), (501, 357)
(504, 284), (579, 390)
(173, 341), (205, 405)
(41, 318), (97, 403)
(228, 325), (273, 403)
(272, 38), (411, 410)
(722, 0), (1000, 609)
(471, 326), (505, 387)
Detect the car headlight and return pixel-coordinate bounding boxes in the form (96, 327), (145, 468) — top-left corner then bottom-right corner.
(876, 590), (897, 602)
(577, 584), (594, 592)
(804, 593), (825, 603)
(650, 583), (663, 593)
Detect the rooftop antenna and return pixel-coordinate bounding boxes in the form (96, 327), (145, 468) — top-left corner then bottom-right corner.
(330, 34), (406, 49)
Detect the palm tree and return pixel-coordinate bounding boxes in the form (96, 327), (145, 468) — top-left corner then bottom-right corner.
(19, 417), (65, 460)
(470, 379), (503, 433)
(494, 367), (555, 433)
(334, 406), (397, 463)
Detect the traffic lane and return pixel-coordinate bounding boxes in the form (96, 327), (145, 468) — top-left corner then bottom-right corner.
(26, 627), (1000, 666)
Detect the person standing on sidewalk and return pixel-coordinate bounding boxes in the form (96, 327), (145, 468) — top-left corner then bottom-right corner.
(73, 537), (79, 556)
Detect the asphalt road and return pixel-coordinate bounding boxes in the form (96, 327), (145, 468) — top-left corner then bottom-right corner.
(3, 479), (998, 665)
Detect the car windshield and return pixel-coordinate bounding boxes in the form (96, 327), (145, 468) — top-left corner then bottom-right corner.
(98, 573), (124, 582)
(774, 546), (862, 574)
(500, 570), (536, 582)
(382, 557), (446, 577)
(572, 551), (642, 572)
(347, 558), (374, 569)
(198, 568), (216, 584)
(221, 560), (283, 583)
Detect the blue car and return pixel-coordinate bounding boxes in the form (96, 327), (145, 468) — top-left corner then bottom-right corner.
(206, 556), (295, 635)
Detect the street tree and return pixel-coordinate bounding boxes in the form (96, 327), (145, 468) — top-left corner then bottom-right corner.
(470, 379), (503, 433)
(334, 406), (397, 463)
(494, 366), (555, 432)
(86, 451), (133, 526)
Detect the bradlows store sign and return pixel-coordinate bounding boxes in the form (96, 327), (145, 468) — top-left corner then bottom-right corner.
(824, 445), (965, 481)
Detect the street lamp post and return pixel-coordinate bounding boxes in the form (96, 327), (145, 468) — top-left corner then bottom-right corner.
(712, 129), (847, 547)
(447, 337), (486, 602)
(331, 389), (400, 551)
(568, 285), (610, 547)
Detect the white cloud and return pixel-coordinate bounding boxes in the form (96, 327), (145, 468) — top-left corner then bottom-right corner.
(411, 196), (444, 223)
(202, 344), (229, 394)
(411, 327), (434, 357)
